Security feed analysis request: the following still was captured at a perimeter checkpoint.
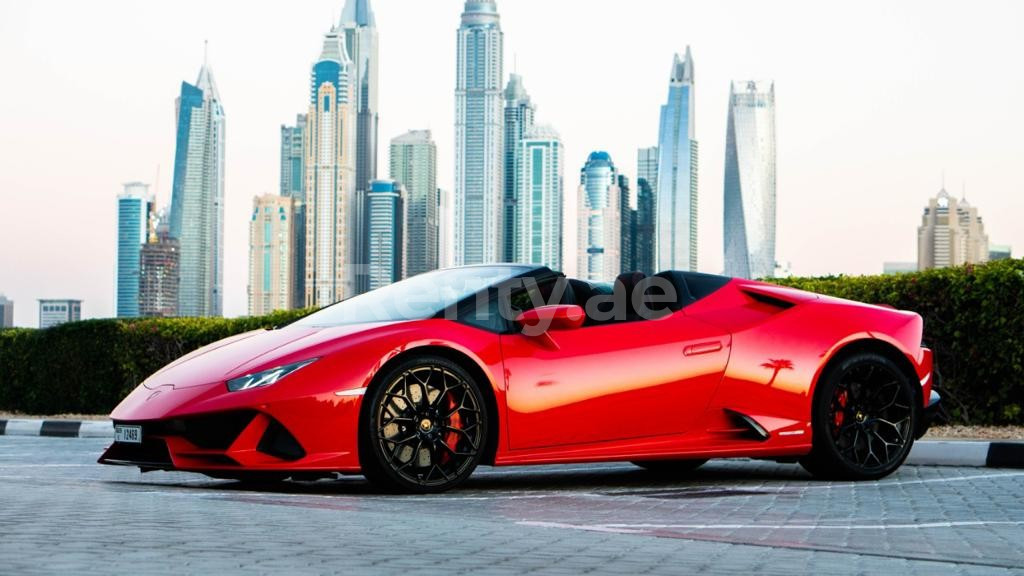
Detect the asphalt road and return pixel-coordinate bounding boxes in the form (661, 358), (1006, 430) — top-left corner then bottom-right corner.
(1, 436), (1023, 575)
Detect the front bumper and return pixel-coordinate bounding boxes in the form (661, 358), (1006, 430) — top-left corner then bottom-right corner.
(98, 411), (307, 471)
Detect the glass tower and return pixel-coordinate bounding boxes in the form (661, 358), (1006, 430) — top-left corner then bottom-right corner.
(169, 58), (225, 317)
(341, 0), (379, 198)
(281, 114), (307, 309)
(390, 130), (438, 277)
(655, 47), (698, 272)
(516, 124), (562, 270)
(116, 182), (151, 318)
(455, 0), (504, 265)
(577, 152), (622, 282)
(724, 80), (776, 279)
(503, 73), (534, 262)
(360, 180), (405, 291)
(305, 26), (356, 307)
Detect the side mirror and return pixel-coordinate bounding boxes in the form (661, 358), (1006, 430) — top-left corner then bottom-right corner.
(515, 304), (585, 333)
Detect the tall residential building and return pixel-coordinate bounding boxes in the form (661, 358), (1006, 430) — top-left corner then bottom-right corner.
(281, 114), (307, 309)
(516, 124), (563, 270)
(0, 295), (13, 328)
(455, 0), (504, 265)
(359, 180), (405, 292)
(390, 130), (438, 277)
(503, 73), (535, 262)
(619, 175), (637, 272)
(635, 177), (655, 275)
(438, 188), (452, 269)
(305, 26), (356, 307)
(248, 194), (295, 316)
(723, 80), (777, 279)
(637, 146), (659, 197)
(140, 225), (180, 318)
(917, 189), (989, 270)
(655, 48), (699, 272)
(341, 0), (379, 199)
(577, 152), (622, 282)
(169, 57), (225, 317)
(281, 114), (307, 198)
(39, 299), (81, 329)
(116, 182), (152, 318)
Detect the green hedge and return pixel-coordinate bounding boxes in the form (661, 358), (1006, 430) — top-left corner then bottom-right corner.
(1, 260), (1022, 424)
(770, 258), (1024, 425)
(0, 309), (313, 415)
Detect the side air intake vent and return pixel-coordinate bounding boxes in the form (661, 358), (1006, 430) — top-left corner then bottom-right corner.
(723, 409), (770, 442)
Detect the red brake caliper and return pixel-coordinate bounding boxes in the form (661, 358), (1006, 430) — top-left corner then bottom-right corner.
(442, 392), (462, 463)
(833, 389), (848, 429)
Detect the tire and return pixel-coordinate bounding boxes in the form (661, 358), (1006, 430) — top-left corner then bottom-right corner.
(632, 459), (708, 475)
(359, 355), (488, 493)
(801, 352), (918, 480)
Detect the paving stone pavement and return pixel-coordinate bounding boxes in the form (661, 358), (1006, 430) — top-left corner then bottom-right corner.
(1, 436), (1022, 575)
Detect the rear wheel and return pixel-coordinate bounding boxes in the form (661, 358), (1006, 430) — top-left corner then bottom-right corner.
(801, 352), (917, 480)
(632, 459), (708, 475)
(360, 356), (488, 493)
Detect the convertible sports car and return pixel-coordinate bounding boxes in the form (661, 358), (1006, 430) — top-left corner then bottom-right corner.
(100, 265), (940, 492)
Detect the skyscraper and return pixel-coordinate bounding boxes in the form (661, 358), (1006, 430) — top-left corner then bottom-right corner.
(248, 194), (295, 316)
(655, 48), (698, 272)
(390, 130), (438, 277)
(139, 221), (180, 318)
(281, 115), (307, 198)
(619, 175), (636, 273)
(169, 56), (225, 317)
(516, 124), (563, 270)
(503, 73), (535, 262)
(723, 80), (777, 279)
(0, 295), (13, 328)
(455, 0), (504, 265)
(116, 182), (152, 318)
(38, 300), (81, 329)
(359, 180), (405, 291)
(341, 0), (379, 199)
(637, 146), (659, 196)
(917, 188), (989, 270)
(438, 188), (451, 269)
(281, 114), (307, 309)
(305, 26), (356, 307)
(635, 177), (655, 275)
(577, 152), (622, 282)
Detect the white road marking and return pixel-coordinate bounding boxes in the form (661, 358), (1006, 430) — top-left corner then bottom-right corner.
(518, 520), (1024, 533)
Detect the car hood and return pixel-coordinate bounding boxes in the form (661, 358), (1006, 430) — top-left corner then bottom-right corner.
(143, 321), (400, 389)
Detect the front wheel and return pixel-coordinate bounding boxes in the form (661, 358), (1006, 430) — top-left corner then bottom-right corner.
(801, 352), (918, 480)
(359, 356), (488, 493)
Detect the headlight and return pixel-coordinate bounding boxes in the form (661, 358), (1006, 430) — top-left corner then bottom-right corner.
(226, 359), (318, 392)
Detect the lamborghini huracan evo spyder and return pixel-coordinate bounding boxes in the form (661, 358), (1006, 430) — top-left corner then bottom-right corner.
(100, 265), (940, 493)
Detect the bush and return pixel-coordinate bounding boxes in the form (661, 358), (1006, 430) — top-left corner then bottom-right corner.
(1, 260), (1021, 424)
(0, 308), (313, 415)
(770, 258), (1024, 425)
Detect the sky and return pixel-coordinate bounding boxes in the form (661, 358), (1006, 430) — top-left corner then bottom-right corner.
(0, 0), (1022, 327)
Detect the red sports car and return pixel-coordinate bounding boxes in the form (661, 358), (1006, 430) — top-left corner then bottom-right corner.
(100, 265), (940, 492)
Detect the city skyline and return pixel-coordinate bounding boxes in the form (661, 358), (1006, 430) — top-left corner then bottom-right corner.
(2, 0), (1022, 326)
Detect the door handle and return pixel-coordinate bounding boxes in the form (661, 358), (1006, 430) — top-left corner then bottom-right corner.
(684, 341), (723, 356)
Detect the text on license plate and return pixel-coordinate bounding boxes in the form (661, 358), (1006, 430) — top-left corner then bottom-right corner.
(114, 425), (142, 444)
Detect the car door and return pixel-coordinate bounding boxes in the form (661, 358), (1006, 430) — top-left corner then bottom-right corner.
(501, 309), (731, 450)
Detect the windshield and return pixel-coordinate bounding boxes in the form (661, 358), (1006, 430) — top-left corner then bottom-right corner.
(295, 265), (534, 327)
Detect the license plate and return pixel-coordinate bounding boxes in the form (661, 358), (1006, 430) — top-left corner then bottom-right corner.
(114, 425), (142, 444)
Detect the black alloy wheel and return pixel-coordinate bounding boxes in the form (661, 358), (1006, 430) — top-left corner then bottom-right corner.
(632, 459), (708, 475)
(360, 355), (488, 493)
(801, 352), (917, 480)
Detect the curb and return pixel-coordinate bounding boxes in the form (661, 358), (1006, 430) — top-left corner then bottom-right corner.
(1, 420), (1022, 469)
(0, 419), (114, 438)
